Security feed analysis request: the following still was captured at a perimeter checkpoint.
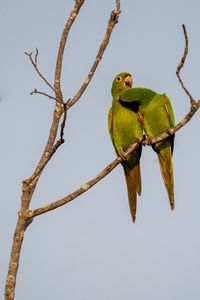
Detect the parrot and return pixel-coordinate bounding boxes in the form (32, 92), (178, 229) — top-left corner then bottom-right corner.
(108, 73), (143, 222)
(119, 87), (175, 210)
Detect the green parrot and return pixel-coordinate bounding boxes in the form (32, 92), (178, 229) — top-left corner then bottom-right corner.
(108, 73), (143, 222)
(120, 87), (175, 209)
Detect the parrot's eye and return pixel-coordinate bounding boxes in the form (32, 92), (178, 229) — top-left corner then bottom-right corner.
(116, 76), (122, 82)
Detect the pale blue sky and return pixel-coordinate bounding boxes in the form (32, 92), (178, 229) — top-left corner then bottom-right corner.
(0, 1), (200, 299)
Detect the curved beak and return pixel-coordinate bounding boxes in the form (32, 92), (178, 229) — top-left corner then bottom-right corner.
(124, 75), (133, 87)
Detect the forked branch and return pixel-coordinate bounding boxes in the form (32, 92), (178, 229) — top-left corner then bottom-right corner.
(30, 88), (59, 103)
(67, 8), (121, 109)
(54, 0), (85, 100)
(25, 49), (56, 94)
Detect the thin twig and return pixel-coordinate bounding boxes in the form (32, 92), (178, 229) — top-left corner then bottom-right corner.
(30, 88), (62, 103)
(176, 24), (195, 104)
(67, 7), (121, 109)
(25, 50), (56, 94)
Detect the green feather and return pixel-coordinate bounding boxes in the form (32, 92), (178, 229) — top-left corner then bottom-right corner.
(120, 87), (156, 103)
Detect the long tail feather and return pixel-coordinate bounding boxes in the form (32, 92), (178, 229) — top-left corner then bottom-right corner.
(123, 163), (142, 222)
(157, 148), (174, 209)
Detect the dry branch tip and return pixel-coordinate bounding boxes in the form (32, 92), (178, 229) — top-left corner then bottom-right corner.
(176, 24), (195, 105)
(30, 88), (37, 95)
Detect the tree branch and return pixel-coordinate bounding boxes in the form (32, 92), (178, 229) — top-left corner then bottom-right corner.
(25, 49), (56, 94)
(67, 6), (121, 109)
(30, 88), (61, 103)
(176, 24), (195, 104)
(54, 0), (85, 101)
(27, 24), (200, 219)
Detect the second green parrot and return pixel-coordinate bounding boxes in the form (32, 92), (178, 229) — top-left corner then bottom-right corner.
(120, 86), (175, 209)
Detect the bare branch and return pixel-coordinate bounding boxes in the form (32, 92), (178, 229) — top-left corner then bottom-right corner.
(176, 24), (195, 104)
(28, 155), (123, 218)
(30, 88), (61, 103)
(67, 7), (121, 109)
(25, 50), (56, 93)
(54, 0), (85, 100)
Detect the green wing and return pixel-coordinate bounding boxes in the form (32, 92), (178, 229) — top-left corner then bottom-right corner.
(139, 92), (175, 209)
(120, 87), (156, 104)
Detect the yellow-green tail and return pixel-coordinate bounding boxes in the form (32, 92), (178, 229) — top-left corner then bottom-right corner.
(157, 147), (174, 209)
(123, 163), (142, 222)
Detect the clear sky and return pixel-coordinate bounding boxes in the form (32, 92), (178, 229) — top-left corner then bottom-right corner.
(0, 1), (200, 299)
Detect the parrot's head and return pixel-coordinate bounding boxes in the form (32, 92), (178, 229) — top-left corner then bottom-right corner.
(111, 72), (133, 98)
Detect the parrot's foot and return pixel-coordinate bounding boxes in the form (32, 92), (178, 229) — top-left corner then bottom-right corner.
(138, 134), (153, 146)
(118, 151), (127, 161)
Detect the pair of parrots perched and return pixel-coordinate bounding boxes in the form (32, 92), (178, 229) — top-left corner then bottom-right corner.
(108, 72), (175, 222)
